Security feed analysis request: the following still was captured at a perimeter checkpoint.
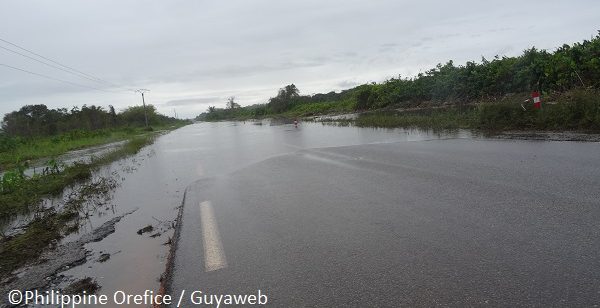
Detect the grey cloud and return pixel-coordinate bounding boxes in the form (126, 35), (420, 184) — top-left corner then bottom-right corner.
(163, 97), (220, 107)
(337, 80), (360, 89)
(0, 0), (598, 119)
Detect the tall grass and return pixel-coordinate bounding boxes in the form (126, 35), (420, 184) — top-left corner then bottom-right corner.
(352, 90), (600, 132)
(0, 128), (134, 170)
(284, 100), (355, 117)
(356, 109), (471, 129)
(0, 135), (155, 277)
(0, 123), (185, 171)
(473, 89), (600, 131)
(0, 135), (154, 219)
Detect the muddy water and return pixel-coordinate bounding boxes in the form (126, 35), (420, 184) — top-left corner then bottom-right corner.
(58, 121), (474, 302)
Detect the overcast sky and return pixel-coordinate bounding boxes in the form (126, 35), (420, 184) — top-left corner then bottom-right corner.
(1, 1), (598, 119)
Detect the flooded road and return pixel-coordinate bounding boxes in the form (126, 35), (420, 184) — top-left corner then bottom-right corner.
(57, 121), (472, 301)
(2, 120), (598, 306)
(167, 125), (600, 307)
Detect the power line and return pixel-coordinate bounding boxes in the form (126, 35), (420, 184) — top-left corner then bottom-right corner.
(0, 63), (125, 93)
(0, 37), (134, 92)
(0, 37), (124, 88)
(0, 44), (128, 91)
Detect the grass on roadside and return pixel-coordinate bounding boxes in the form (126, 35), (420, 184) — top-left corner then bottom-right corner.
(283, 100), (355, 118)
(346, 89), (600, 132)
(0, 135), (154, 219)
(355, 109), (472, 129)
(0, 124), (186, 171)
(0, 135), (155, 278)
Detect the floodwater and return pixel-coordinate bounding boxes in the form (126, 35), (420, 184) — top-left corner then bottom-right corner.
(0, 141), (127, 237)
(53, 121), (475, 301)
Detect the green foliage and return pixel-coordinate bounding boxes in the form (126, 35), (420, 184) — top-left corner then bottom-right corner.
(284, 100), (355, 117)
(355, 109), (470, 129)
(1, 163), (26, 193)
(0, 135), (154, 219)
(1, 103), (185, 138)
(0, 135), (22, 152)
(0, 128), (130, 170)
(267, 84), (300, 113)
(42, 158), (63, 175)
(202, 104), (268, 121)
(473, 103), (533, 130)
(353, 89), (600, 131)
(196, 32), (600, 129)
(472, 89), (600, 130)
(0, 212), (65, 275)
(355, 86), (377, 110)
(119, 104), (178, 127)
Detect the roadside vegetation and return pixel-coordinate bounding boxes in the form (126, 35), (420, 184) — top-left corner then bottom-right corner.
(0, 135), (154, 277)
(352, 89), (600, 131)
(0, 104), (188, 170)
(0, 103), (189, 278)
(197, 31), (600, 132)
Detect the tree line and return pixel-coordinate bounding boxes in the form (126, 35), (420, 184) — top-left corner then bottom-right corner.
(1, 103), (182, 137)
(198, 30), (600, 120)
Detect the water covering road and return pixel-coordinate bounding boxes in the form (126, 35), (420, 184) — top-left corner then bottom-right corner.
(1, 121), (594, 307)
(54, 121), (469, 306)
(166, 122), (600, 307)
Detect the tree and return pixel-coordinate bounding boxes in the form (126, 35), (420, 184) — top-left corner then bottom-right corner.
(120, 105), (159, 126)
(283, 84), (299, 99)
(267, 84), (300, 113)
(109, 105), (118, 125)
(355, 86), (375, 110)
(226, 97), (240, 109)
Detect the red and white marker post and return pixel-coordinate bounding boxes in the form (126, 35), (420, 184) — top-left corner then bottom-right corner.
(532, 91), (542, 109)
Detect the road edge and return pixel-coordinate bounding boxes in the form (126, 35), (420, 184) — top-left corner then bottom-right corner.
(155, 187), (188, 308)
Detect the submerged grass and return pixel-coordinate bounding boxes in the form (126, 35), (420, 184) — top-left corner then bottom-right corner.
(0, 135), (154, 219)
(0, 134), (155, 278)
(346, 90), (600, 132)
(0, 211), (75, 276)
(356, 109), (472, 129)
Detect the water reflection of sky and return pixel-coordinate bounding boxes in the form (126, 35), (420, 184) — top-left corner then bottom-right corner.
(9, 122), (478, 299)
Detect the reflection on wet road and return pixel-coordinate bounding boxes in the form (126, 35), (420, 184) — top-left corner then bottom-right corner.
(167, 123), (600, 306)
(61, 121), (466, 303)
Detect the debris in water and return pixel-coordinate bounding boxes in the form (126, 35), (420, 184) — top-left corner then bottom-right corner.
(97, 253), (110, 263)
(137, 225), (153, 235)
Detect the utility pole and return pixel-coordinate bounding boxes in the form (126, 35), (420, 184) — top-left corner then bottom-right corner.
(135, 89), (150, 127)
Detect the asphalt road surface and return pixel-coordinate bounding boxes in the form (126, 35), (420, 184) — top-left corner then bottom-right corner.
(167, 138), (600, 307)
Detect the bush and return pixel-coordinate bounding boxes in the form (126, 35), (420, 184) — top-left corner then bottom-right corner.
(568, 89), (600, 129)
(0, 135), (21, 152)
(474, 102), (533, 130)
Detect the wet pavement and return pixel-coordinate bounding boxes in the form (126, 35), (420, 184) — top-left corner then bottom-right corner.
(166, 125), (600, 307)
(43, 121), (467, 306)
(5, 121), (598, 307)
